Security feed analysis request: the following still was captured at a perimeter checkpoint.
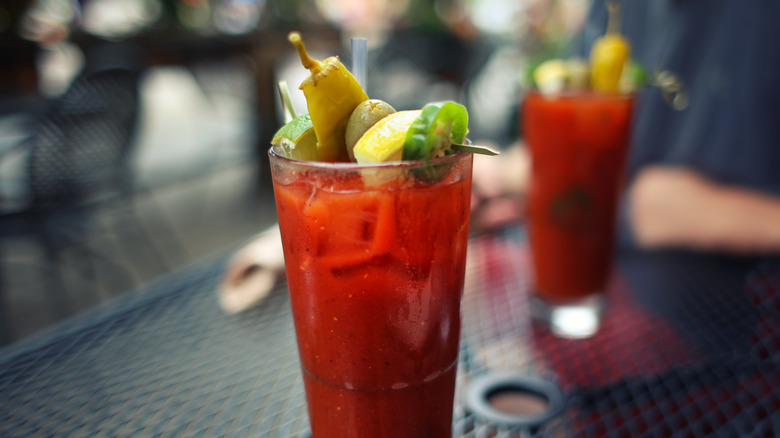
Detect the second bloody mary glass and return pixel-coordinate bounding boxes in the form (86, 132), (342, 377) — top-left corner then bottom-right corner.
(522, 91), (634, 338)
(269, 146), (473, 437)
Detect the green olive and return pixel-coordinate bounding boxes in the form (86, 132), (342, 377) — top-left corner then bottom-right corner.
(345, 99), (396, 161)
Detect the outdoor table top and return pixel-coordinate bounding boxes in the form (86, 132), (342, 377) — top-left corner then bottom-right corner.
(1, 227), (778, 437)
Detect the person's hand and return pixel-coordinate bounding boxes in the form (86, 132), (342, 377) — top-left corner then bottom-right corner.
(629, 166), (780, 254)
(470, 143), (530, 232)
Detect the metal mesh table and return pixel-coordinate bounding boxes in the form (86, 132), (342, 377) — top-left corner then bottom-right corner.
(1, 228), (779, 437)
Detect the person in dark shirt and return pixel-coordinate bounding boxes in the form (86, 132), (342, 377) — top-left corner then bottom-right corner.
(580, 0), (780, 254)
(470, 0), (780, 252)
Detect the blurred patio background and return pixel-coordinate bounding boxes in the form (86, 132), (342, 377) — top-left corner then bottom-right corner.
(0, 0), (590, 346)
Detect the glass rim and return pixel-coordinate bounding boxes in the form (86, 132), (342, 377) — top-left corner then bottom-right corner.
(268, 145), (471, 170)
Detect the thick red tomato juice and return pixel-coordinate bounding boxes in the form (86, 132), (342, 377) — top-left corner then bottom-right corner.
(522, 92), (633, 302)
(269, 149), (473, 438)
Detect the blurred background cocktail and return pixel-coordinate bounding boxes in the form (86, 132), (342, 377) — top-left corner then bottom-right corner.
(523, 90), (633, 338)
(519, 0), (638, 337)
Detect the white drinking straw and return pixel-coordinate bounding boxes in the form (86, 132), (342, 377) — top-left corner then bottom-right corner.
(277, 80), (297, 123)
(351, 37), (368, 93)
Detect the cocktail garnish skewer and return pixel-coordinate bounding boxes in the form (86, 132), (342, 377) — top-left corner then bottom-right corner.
(451, 143), (500, 156)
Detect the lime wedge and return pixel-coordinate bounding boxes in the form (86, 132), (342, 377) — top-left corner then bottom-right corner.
(272, 114), (319, 160)
(619, 60), (648, 93)
(273, 113), (313, 144)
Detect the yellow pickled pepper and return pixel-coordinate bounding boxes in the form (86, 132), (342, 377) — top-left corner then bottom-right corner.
(590, 1), (630, 93)
(288, 32), (369, 162)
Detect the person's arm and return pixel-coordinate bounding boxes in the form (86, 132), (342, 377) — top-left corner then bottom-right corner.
(628, 166), (780, 254)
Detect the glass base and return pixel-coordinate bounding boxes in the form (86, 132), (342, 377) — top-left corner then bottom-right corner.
(530, 294), (605, 339)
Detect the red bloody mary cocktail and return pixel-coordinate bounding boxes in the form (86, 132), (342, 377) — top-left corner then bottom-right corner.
(270, 148), (472, 437)
(523, 92), (633, 302)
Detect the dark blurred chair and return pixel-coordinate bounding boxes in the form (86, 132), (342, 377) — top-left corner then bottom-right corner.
(0, 44), (170, 344)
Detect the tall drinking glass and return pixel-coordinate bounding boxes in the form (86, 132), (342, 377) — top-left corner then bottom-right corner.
(522, 91), (634, 338)
(269, 146), (473, 437)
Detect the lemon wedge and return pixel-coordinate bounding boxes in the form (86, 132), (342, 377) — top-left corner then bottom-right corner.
(533, 59), (569, 94)
(352, 110), (421, 164)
